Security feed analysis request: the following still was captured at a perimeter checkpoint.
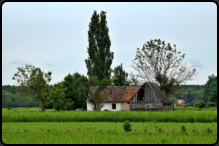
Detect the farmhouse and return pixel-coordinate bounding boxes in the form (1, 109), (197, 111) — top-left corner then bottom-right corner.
(177, 99), (186, 106)
(87, 82), (173, 111)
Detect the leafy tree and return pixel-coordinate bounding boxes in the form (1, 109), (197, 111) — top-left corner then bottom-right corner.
(71, 75), (89, 109)
(194, 100), (206, 108)
(43, 83), (67, 111)
(112, 63), (130, 86)
(209, 79), (217, 102)
(131, 39), (198, 96)
(194, 94), (204, 102)
(8, 94), (17, 103)
(169, 97), (177, 105)
(12, 64), (52, 112)
(81, 76), (111, 111)
(61, 72), (88, 110)
(85, 10), (114, 80)
(2, 85), (16, 94)
(14, 96), (27, 107)
(2, 90), (12, 97)
(204, 74), (217, 103)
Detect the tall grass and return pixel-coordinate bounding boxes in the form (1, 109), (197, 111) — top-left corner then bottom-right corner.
(2, 109), (217, 123)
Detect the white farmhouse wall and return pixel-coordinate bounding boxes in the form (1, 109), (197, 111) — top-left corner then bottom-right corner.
(87, 102), (121, 111)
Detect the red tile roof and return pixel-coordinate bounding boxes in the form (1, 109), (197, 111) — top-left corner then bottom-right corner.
(177, 99), (185, 104)
(122, 86), (141, 101)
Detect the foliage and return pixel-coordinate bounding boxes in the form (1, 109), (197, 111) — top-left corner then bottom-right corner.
(2, 85), (16, 94)
(204, 74), (217, 103)
(45, 83), (68, 111)
(131, 39), (197, 96)
(2, 93), (14, 108)
(123, 120), (132, 132)
(169, 97), (177, 105)
(85, 10), (114, 80)
(61, 72), (88, 110)
(194, 94), (204, 102)
(85, 76), (111, 111)
(12, 64), (52, 112)
(112, 63), (130, 86)
(168, 85), (206, 105)
(207, 102), (217, 108)
(194, 100), (206, 108)
(2, 86), (40, 108)
(181, 125), (186, 133)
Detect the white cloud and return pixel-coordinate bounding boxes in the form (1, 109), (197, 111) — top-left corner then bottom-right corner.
(189, 60), (204, 68)
(9, 59), (32, 66)
(46, 62), (55, 66)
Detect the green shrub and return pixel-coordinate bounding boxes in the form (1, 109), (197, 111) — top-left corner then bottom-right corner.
(205, 128), (213, 134)
(158, 127), (162, 133)
(194, 100), (206, 108)
(207, 102), (217, 107)
(123, 120), (132, 132)
(181, 125), (186, 133)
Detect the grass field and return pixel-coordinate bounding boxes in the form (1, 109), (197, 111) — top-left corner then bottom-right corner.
(2, 122), (217, 144)
(2, 107), (217, 144)
(2, 107), (217, 123)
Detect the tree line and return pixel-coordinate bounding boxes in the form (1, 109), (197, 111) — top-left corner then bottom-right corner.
(3, 73), (217, 109)
(3, 10), (216, 111)
(2, 85), (40, 108)
(168, 74), (217, 107)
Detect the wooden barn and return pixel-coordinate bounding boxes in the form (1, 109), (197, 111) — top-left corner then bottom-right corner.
(86, 82), (173, 111)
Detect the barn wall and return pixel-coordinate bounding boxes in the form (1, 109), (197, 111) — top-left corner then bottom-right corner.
(130, 83), (168, 111)
(87, 102), (121, 111)
(121, 102), (130, 111)
(130, 102), (147, 110)
(163, 104), (171, 111)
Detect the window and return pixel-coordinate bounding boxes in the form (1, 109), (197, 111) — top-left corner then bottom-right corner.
(112, 103), (116, 109)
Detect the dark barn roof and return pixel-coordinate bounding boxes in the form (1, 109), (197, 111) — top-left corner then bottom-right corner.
(146, 82), (173, 104)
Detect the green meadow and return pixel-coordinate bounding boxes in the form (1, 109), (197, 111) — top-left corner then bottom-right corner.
(2, 107), (217, 123)
(2, 107), (217, 144)
(2, 122), (217, 144)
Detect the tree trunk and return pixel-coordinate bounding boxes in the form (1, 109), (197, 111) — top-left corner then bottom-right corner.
(93, 104), (97, 111)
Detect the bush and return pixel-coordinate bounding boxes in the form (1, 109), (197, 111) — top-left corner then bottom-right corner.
(123, 120), (132, 132)
(181, 125), (186, 133)
(207, 102), (217, 108)
(205, 128), (213, 134)
(194, 100), (206, 108)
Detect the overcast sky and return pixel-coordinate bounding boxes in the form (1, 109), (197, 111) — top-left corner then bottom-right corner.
(2, 2), (217, 86)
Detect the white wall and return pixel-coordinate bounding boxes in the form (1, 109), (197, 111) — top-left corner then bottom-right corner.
(87, 102), (121, 111)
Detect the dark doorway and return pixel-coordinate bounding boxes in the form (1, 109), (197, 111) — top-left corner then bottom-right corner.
(139, 89), (145, 100)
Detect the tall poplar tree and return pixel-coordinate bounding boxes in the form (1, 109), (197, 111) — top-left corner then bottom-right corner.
(85, 10), (114, 80)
